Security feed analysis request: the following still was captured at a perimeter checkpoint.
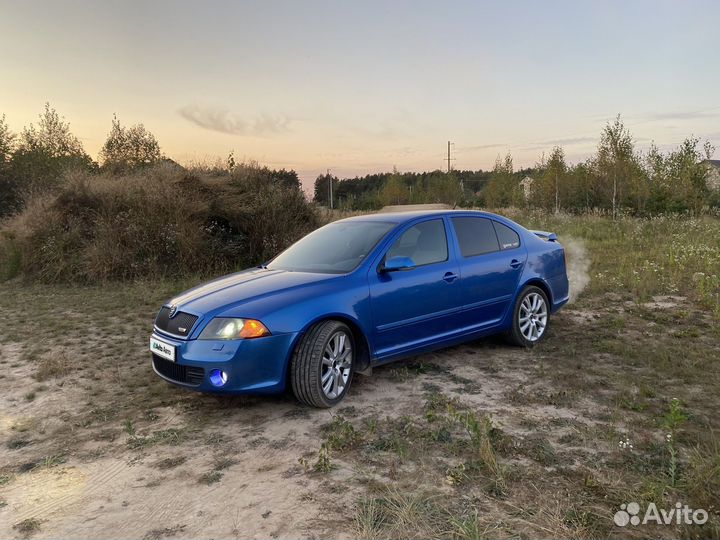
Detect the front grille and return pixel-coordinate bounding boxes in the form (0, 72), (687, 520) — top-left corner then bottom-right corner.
(154, 307), (198, 338)
(152, 355), (204, 386)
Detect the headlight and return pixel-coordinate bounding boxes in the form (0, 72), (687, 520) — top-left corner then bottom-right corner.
(198, 318), (271, 340)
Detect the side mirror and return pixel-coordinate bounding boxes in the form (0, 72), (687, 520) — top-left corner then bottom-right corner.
(381, 256), (416, 272)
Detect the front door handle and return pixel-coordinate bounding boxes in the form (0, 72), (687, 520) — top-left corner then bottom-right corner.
(443, 272), (458, 283)
(510, 259), (523, 269)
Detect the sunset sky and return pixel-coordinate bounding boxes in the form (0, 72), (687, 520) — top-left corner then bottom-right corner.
(1, 0), (719, 189)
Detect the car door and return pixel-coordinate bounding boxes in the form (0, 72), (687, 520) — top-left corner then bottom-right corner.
(449, 216), (527, 330)
(368, 217), (462, 357)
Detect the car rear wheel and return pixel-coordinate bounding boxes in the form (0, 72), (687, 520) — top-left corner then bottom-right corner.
(291, 320), (355, 408)
(508, 286), (550, 347)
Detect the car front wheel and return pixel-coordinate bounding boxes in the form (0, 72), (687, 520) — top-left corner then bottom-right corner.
(291, 320), (355, 407)
(508, 286), (550, 347)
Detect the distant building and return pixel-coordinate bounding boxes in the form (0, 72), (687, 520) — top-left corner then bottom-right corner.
(703, 160), (720, 191)
(519, 176), (535, 200)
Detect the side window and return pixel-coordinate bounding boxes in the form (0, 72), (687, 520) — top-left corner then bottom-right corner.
(386, 219), (448, 266)
(493, 222), (521, 250)
(451, 217), (499, 257)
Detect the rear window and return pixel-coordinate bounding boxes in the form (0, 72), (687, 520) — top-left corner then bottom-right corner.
(493, 222), (521, 250)
(451, 217), (499, 257)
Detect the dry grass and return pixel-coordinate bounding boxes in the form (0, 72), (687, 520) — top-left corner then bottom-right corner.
(34, 350), (71, 381)
(0, 163), (319, 283)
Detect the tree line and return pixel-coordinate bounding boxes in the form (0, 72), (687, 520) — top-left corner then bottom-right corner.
(314, 116), (718, 215)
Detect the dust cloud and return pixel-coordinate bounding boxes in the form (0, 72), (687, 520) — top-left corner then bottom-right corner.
(562, 237), (590, 303)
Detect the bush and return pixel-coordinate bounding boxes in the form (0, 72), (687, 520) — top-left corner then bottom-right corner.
(0, 163), (319, 283)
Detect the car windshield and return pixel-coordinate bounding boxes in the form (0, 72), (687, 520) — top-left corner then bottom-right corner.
(267, 221), (395, 274)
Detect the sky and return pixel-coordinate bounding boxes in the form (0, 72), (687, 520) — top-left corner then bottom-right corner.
(1, 0), (719, 190)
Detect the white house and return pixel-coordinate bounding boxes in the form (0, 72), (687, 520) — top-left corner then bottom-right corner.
(703, 160), (720, 191)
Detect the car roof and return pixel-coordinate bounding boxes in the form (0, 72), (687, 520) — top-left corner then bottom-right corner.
(337, 209), (504, 224)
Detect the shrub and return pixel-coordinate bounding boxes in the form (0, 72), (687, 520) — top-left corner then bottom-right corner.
(0, 163), (319, 283)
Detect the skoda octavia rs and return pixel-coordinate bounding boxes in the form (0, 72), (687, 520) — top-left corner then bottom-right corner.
(150, 210), (569, 407)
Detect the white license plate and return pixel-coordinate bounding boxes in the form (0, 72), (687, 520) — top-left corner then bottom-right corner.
(150, 337), (175, 362)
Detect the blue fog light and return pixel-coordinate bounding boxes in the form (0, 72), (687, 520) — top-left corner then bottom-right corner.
(209, 369), (228, 387)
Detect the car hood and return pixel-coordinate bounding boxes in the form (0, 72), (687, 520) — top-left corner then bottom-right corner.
(168, 268), (336, 316)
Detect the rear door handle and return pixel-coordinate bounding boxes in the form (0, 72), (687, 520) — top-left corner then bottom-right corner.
(510, 259), (523, 269)
(443, 272), (458, 283)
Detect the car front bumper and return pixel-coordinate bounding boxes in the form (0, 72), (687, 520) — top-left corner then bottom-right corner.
(150, 331), (299, 394)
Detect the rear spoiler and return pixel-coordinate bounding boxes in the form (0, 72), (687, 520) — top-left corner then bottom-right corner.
(531, 230), (558, 242)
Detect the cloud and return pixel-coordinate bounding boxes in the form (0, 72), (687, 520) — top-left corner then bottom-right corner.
(534, 136), (597, 146)
(637, 108), (720, 122)
(178, 104), (290, 136)
(586, 107), (720, 125)
(458, 143), (507, 151)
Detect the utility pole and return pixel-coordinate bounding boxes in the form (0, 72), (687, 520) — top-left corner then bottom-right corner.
(327, 168), (333, 210)
(446, 141), (462, 191)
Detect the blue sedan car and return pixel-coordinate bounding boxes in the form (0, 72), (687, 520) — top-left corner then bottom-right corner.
(150, 210), (569, 407)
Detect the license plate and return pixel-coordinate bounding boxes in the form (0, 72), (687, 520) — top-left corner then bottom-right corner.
(150, 336), (175, 362)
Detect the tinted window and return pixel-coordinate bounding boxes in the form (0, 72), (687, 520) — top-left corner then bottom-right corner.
(493, 222), (521, 250)
(386, 219), (448, 266)
(268, 221), (395, 273)
(451, 217), (500, 257)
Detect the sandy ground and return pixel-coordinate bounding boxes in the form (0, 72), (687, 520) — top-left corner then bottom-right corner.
(0, 239), (592, 539)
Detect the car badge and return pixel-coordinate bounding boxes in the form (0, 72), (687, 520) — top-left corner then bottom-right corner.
(168, 305), (178, 318)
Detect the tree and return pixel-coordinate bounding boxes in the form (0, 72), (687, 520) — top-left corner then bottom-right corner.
(594, 115), (644, 217)
(313, 172), (338, 206)
(100, 115), (162, 174)
(426, 171), (462, 205)
(482, 152), (518, 208)
(0, 114), (15, 165)
(665, 137), (714, 213)
(537, 146), (567, 212)
(0, 115), (20, 217)
(10, 103), (94, 191)
(380, 169), (409, 206)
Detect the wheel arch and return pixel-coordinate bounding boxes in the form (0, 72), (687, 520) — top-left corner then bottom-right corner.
(292, 314), (373, 375)
(521, 278), (553, 305)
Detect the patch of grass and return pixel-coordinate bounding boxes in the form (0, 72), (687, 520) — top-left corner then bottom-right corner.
(322, 416), (361, 450)
(213, 457), (235, 471)
(7, 438), (31, 450)
(24, 391), (36, 402)
(521, 436), (558, 466)
(35, 351), (71, 381)
(683, 440), (720, 511)
(355, 496), (386, 539)
(154, 456), (187, 470)
(123, 419), (136, 436)
(198, 470), (223, 485)
(447, 509), (499, 540)
(313, 444), (333, 473)
(449, 408), (506, 495)
(13, 518), (41, 536)
(354, 489), (445, 539)
(143, 524), (187, 540)
(127, 427), (188, 450)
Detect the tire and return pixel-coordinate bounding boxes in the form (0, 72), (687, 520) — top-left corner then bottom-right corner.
(507, 285), (550, 348)
(291, 320), (355, 408)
